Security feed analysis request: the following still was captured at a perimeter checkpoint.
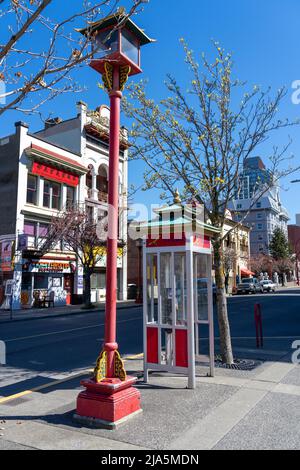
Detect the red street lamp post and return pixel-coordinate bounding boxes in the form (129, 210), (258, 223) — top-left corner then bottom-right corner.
(135, 238), (143, 304)
(74, 10), (154, 429)
(295, 242), (300, 286)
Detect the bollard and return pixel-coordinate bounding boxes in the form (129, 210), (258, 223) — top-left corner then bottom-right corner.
(0, 341), (6, 365)
(254, 304), (264, 349)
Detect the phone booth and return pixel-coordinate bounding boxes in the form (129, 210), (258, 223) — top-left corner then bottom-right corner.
(142, 198), (219, 389)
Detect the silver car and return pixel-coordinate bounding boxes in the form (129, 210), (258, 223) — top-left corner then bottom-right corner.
(260, 280), (276, 293)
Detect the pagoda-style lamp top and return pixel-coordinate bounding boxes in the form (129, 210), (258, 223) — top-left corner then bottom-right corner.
(77, 9), (155, 76)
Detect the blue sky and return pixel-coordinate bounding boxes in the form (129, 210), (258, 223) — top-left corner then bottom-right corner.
(1, 0), (300, 222)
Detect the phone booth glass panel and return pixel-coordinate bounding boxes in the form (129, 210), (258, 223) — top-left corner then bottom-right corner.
(194, 253), (209, 322)
(160, 253), (172, 326)
(146, 254), (158, 324)
(174, 253), (187, 327)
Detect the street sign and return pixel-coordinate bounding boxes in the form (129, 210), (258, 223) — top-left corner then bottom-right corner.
(5, 280), (14, 297)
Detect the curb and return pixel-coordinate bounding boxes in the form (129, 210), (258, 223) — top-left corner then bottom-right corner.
(0, 303), (142, 325)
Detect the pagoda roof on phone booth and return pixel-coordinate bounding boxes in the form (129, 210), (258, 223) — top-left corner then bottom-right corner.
(139, 201), (221, 237)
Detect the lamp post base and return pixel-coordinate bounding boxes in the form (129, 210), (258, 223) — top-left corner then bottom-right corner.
(74, 376), (142, 429)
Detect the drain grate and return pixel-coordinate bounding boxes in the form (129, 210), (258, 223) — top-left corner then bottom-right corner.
(214, 356), (262, 371)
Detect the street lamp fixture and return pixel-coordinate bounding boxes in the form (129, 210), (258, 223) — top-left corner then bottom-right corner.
(74, 10), (154, 429)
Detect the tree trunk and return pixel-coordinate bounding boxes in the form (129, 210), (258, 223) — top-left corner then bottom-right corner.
(84, 269), (92, 308)
(213, 239), (234, 364)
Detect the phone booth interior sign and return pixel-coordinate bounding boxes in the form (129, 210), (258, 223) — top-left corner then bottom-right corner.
(142, 198), (219, 390)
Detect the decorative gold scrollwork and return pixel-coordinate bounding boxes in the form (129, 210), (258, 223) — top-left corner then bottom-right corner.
(102, 62), (114, 92)
(119, 65), (131, 91)
(94, 350), (107, 383)
(114, 350), (127, 381)
(93, 350), (127, 383)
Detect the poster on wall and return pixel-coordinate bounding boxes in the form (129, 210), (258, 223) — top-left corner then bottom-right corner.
(51, 277), (62, 288)
(1, 241), (13, 272)
(5, 280), (14, 296)
(18, 234), (28, 251)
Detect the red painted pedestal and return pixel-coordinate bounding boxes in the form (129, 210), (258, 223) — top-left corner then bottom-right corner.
(74, 376), (142, 429)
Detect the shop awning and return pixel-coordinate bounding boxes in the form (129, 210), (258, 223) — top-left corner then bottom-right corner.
(241, 268), (255, 277)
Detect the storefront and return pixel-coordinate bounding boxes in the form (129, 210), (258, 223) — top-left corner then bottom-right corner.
(0, 239), (15, 306)
(90, 248), (124, 302)
(21, 259), (76, 308)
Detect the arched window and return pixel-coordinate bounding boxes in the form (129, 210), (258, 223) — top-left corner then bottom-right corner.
(97, 165), (108, 193)
(86, 164), (94, 190)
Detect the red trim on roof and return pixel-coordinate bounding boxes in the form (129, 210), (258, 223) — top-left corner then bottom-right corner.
(30, 144), (86, 171)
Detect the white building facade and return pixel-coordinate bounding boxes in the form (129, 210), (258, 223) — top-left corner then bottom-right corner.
(0, 102), (128, 310)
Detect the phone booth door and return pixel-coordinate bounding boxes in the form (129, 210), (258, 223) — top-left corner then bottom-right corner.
(193, 252), (215, 378)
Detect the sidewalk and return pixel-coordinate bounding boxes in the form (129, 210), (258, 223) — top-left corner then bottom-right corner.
(0, 352), (299, 450)
(276, 282), (300, 290)
(0, 300), (141, 324)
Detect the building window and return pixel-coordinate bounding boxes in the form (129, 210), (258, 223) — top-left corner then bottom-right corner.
(87, 205), (94, 223)
(43, 180), (51, 208)
(256, 202), (262, 208)
(34, 274), (48, 290)
(257, 213), (263, 219)
(257, 223), (263, 230)
(237, 204), (242, 209)
(66, 186), (75, 209)
(38, 223), (48, 239)
(43, 180), (61, 210)
(27, 175), (38, 205)
(24, 221), (36, 244)
(86, 165), (93, 190)
(52, 182), (61, 210)
(91, 272), (106, 289)
(97, 165), (108, 202)
(24, 221), (49, 248)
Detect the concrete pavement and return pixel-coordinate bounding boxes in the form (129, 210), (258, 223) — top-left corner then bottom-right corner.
(0, 290), (299, 450)
(0, 355), (299, 450)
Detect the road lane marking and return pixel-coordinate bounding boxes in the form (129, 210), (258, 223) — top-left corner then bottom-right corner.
(3, 316), (142, 343)
(0, 353), (144, 405)
(125, 353), (144, 361)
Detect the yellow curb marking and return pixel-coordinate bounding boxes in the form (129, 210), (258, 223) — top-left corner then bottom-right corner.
(0, 353), (144, 405)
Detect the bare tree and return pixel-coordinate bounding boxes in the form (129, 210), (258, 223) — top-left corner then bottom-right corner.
(122, 40), (300, 364)
(41, 205), (107, 308)
(273, 258), (294, 286)
(223, 247), (237, 275)
(250, 254), (273, 277)
(0, 0), (148, 116)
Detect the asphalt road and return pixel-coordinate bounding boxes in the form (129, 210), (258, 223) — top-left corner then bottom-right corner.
(0, 289), (299, 384)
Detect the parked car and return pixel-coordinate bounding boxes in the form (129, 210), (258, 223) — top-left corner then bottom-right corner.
(260, 280), (276, 293)
(237, 277), (263, 295)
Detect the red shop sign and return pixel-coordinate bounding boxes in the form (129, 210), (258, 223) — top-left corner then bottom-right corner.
(32, 161), (79, 187)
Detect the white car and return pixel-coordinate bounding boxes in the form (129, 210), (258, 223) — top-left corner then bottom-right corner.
(260, 280), (276, 293)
